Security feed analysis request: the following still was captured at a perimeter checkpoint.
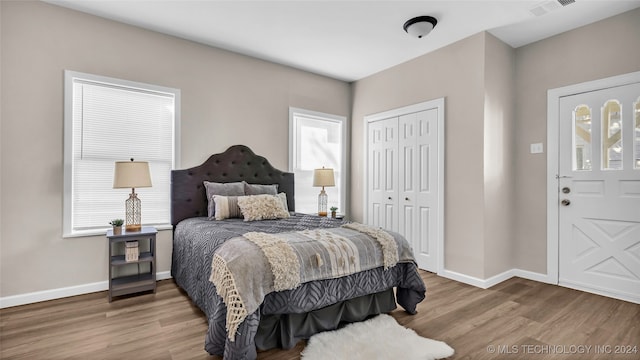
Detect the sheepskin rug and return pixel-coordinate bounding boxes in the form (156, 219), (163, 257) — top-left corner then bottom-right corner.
(301, 314), (454, 360)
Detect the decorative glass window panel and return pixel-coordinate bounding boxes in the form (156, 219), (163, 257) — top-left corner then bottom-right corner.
(602, 100), (622, 170)
(289, 108), (346, 214)
(635, 97), (640, 169)
(573, 105), (592, 171)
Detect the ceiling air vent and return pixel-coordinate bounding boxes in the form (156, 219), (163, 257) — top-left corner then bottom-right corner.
(557, 0), (576, 6)
(529, 0), (575, 17)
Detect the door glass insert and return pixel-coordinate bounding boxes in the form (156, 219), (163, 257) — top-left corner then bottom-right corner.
(602, 100), (623, 170)
(635, 97), (640, 169)
(573, 105), (592, 171)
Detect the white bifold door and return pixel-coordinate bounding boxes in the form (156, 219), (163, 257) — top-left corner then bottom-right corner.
(558, 82), (640, 303)
(367, 101), (443, 273)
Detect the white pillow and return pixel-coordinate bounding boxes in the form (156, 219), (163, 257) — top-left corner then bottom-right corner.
(212, 195), (243, 220)
(237, 194), (290, 221)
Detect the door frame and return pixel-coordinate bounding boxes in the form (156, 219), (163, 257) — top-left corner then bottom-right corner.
(546, 70), (640, 285)
(363, 97), (445, 274)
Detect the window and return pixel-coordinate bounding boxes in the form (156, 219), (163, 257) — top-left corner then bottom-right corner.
(602, 100), (622, 170)
(63, 71), (180, 236)
(289, 108), (346, 214)
(573, 104), (592, 171)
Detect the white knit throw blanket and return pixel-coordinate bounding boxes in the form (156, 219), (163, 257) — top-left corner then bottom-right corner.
(210, 223), (401, 341)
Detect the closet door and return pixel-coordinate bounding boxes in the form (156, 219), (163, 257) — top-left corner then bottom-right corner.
(366, 98), (444, 273)
(367, 117), (398, 231)
(398, 114), (417, 243)
(398, 110), (438, 271)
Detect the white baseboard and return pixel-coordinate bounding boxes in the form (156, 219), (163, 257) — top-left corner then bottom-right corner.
(438, 268), (550, 289)
(0, 268), (551, 309)
(559, 279), (640, 304)
(513, 268), (554, 284)
(0, 271), (172, 309)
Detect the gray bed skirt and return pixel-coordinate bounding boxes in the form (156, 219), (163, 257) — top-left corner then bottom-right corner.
(255, 288), (396, 350)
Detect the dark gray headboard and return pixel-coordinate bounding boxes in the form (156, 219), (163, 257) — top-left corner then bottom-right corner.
(171, 145), (295, 226)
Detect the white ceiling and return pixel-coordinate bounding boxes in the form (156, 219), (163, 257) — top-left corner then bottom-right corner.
(46, 0), (640, 82)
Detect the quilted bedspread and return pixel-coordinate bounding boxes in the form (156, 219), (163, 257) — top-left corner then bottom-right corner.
(172, 214), (426, 360)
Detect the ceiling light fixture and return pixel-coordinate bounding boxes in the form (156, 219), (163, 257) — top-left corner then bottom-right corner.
(403, 16), (438, 38)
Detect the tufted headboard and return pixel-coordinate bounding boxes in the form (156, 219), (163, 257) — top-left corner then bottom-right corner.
(171, 145), (295, 226)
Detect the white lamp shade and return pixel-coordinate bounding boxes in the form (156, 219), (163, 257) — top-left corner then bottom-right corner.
(313, 168), (335, 187)
(113, 161), (152, 189)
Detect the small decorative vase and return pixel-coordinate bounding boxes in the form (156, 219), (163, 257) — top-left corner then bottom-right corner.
(113, 226), (122, 235)
(331, 211), (337, 218)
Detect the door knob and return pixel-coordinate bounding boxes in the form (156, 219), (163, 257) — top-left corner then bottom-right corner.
(561, 199), (571, 206)
(405, 197), (409, 201)
(562, 187), (571, 194)
(388, 197), (392, 200)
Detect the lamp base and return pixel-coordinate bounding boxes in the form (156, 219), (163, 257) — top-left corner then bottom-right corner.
(125, 224), (142, 232)
(318, 188), (328, 217)
(125, 190), (142, 233)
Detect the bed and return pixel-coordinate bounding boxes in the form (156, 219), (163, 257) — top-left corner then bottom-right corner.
(171, 145), (426, 359)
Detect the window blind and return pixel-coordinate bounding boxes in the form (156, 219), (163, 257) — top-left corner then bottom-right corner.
(64, 71), (179, 235)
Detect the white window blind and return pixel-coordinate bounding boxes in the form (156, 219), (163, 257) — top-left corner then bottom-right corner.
(289, 108), (346, 214)
(64, 71), (180, 236)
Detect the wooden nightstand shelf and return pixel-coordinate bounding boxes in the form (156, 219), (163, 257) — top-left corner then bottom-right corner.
(106, 226), (157, 302)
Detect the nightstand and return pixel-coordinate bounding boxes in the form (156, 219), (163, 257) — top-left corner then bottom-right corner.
(106, 226), (157, 302)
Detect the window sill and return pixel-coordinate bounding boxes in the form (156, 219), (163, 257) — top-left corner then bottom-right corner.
(63, 224), (172, 238)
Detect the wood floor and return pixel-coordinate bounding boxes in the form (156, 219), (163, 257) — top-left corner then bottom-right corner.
(1, 271), (638, 359)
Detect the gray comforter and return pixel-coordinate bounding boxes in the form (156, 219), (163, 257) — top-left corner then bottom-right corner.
(172, 214), (426, 359)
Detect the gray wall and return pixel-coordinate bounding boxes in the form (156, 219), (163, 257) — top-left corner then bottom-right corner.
(513, 7), (640, 273)
(351, 33), (490, 278)
(0, 1), (350, 297)
(2, 0), (638, 301)
(483, 33), (516, 278)
(351, 8), (639, 280)
(351, 32), (517, 279)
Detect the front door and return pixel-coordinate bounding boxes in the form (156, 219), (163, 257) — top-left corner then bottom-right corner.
(558, 82), (640, 303)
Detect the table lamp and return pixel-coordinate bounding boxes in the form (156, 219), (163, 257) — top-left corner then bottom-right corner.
(313, 167), (335, 217)
(113, 159), (152, 232)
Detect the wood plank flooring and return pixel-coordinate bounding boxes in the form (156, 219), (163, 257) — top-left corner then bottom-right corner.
(1, 271), (638, 359)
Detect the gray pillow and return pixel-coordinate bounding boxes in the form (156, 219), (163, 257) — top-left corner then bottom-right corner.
(276, 192), (289, 213)
(243, 181), (278, 196)
(204, 181), (245, 219)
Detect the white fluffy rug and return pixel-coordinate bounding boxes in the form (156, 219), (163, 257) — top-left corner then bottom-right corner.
(301, 314), (454, 360)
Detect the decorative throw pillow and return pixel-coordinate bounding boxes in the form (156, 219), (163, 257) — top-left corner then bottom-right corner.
(203, 181), (245, 219)
(213, 195), (243, 220)
(277, 192), (289, 213)
(237, 194), (290, 221)
(243, 182), (278, 196)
